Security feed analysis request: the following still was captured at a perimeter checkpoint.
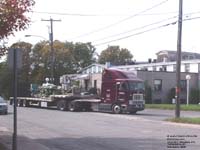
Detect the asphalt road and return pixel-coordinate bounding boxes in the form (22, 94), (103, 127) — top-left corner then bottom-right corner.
(1, 105), (200, 150)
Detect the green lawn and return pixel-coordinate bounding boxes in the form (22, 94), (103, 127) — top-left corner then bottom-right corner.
(166, 117), (200, 125)
(145, 104), (200, 111)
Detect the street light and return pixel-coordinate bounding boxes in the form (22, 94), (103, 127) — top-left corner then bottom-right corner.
(25, 34), (47, 40)
(186, 74), (191, 106)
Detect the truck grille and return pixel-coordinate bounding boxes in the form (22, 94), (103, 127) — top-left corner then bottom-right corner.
(133, 94), (143, 101)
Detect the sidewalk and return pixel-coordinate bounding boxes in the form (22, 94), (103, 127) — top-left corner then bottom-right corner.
(0, 127), (49, 150)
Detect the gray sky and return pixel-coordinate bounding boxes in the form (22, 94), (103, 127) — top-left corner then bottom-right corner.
(6, 0), (200, 61)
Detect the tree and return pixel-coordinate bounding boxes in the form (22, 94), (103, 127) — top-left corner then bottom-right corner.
(71, 42), (96, 70)
(0, 0), (35, 56)
(98, 46), (133, 65)
(31, 40), (96, 84)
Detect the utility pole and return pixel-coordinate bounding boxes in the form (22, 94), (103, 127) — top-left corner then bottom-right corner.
(175, 0), (183, 118)
(41, 18), (61, 83)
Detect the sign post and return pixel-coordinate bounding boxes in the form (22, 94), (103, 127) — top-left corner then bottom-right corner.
(8, 48), (22, 150)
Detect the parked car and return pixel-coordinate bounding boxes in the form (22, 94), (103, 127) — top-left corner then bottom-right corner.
(0, 96), (8, 115)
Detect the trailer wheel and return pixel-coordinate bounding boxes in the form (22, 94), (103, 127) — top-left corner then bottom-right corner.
(57, 100), (67, 111)
(17, 100), (23, 107)
(23, 100), (30, 107)
(68, 101), (77, 112)
(112, 104), (121, 114)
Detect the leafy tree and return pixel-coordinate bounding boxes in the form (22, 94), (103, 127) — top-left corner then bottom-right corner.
(0, 0), (35, 56)
(98, 46), (133, 65)
(31, 41), (96, 84)
(71, 42), (96, 70)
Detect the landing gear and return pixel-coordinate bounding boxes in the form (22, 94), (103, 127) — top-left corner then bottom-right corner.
(57, 100), (67, 111)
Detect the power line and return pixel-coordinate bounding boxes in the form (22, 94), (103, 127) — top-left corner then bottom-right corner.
(92, 16), (178, 42)
(94, 21), (177, 46)
(32, 10), (178, 17)
(93, 16), (200, 46)
(69, 0), (169, 40)
(32, 11), (104, 16)
(92, 12), (200, 43)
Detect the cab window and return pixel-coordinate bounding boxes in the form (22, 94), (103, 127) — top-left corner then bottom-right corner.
(119, 82), (128, 91)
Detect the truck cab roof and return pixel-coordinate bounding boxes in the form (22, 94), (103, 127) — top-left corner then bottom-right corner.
(102, 68), (143, 82)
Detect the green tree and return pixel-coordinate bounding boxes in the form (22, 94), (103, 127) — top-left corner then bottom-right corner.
(31, 41), (96, 84)
(98, 46), (133, 65)
(71, 42), (96, 70)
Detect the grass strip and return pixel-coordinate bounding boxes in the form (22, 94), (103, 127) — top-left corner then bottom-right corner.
(146, 104), (200, 111)
(166, 117), (200, 125)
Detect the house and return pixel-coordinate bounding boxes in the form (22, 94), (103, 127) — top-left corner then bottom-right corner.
(156, 50), (200, 62)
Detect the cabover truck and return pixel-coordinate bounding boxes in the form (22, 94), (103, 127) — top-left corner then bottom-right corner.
(11, 68), (145, 114)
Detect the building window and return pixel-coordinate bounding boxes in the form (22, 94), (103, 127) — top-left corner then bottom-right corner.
(94, 80), (97, 88)
(89, 68), (92, 73)
(185, 64), (190, 72)
(180, 80), (186, 91)
(154, 79), (162, 91)
(93, 66), (97, 73)
(98, 66), (102, 73)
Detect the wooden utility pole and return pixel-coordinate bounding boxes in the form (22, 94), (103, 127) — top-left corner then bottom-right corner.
(175, 0), (183, 118)
(41, 18), (61, 83)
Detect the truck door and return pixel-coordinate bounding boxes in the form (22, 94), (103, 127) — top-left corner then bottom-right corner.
(116, 82), (128, 103)
(101, 82), (115, 104)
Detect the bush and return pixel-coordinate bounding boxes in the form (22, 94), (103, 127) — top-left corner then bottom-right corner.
(189, 88), (200, 104)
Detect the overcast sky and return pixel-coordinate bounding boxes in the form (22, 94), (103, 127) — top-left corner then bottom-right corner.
(6, 0), (200, 61)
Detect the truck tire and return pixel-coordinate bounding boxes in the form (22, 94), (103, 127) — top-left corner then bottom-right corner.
(57, 100), (67, 111)
(112, 104), (121, 114)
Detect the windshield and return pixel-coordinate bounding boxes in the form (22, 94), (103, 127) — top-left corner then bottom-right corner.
(128, 82), (144, 91)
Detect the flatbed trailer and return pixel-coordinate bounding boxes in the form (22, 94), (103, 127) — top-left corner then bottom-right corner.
(10, 94), (100, 111)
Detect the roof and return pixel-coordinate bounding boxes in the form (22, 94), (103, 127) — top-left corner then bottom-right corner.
(156, 50), (200, 56)
(78, 63), (105, 73)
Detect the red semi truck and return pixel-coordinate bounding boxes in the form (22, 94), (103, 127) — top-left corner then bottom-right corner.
(12, 68), (145, 114)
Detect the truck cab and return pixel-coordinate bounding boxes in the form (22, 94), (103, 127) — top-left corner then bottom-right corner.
(99, 69), (145, 114)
